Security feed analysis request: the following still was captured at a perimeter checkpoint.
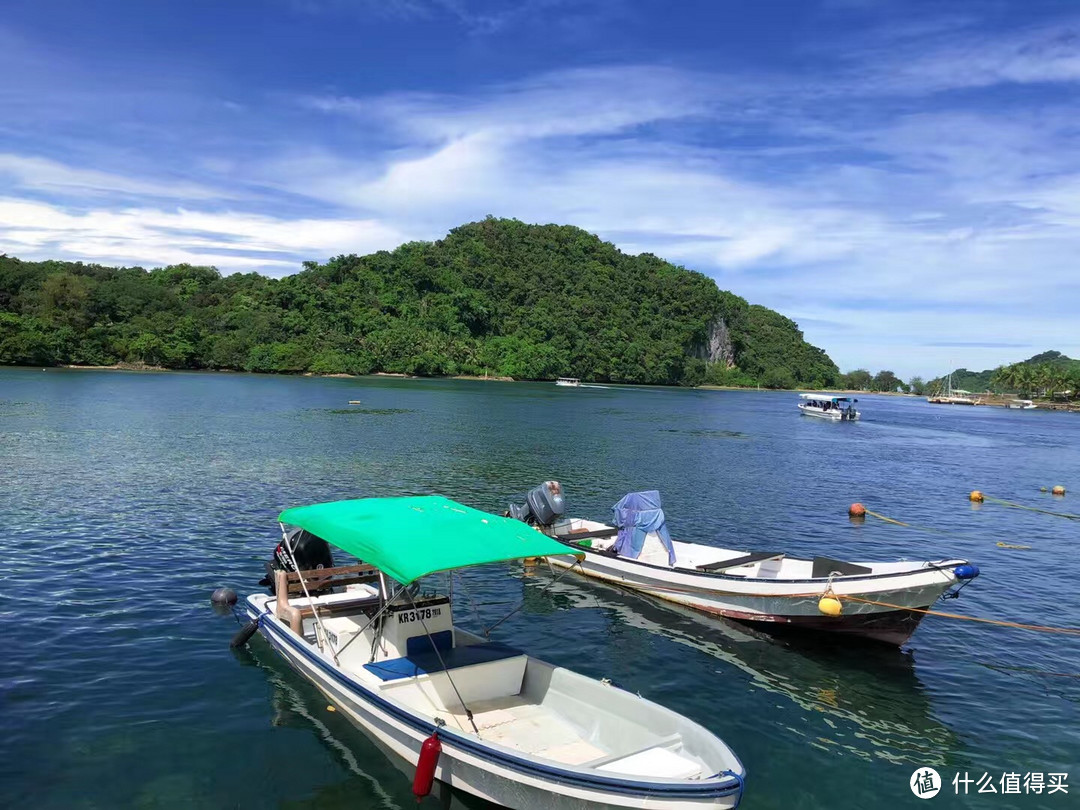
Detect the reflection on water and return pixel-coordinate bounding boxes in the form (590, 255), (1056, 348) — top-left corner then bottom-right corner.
(526, 570), (955, 767)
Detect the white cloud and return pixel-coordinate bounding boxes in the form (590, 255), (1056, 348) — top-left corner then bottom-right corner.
(0, 197), (404, 272)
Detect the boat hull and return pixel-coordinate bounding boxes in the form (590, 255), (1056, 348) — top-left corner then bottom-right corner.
(549, 551), (959, 646)
(246, 599), (742, 809)
(797, 405), (859, 421)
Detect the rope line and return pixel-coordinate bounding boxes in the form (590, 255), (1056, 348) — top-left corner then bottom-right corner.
(980, 494), (1080, 521)
(863, 509), (966, 537)
(862, 508), (1035, 547)
(839, 595), (1080, 636)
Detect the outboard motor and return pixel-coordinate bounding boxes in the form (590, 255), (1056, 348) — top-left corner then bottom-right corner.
(508, 481), (566, 526)
(258, 527), (334, 594)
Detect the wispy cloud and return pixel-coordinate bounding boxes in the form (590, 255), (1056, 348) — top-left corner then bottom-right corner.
(0, 154), (241, 202)
(282, 0), (624, 34)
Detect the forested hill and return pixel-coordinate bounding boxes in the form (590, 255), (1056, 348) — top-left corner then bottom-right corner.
(0, 218), (838, 387)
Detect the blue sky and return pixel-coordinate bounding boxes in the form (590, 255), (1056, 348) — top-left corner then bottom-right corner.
(2, 0), (1079, 378)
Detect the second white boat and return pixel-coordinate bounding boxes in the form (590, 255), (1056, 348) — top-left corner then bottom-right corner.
(509, 483), (979, 646)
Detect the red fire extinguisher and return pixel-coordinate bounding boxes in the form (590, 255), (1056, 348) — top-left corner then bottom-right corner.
(412, 729), (442, 800)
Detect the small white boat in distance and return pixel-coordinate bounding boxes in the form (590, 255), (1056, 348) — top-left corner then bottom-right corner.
(555, 377), (581, 387)
(1007, 399), (1036, 410)
(508, 484), (980, 647)
(798, 393), (860, 421)
(238, 496), (745, 809)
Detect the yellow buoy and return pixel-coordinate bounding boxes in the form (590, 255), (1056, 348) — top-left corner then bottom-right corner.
(327, 705), (336, 712)
(818, 596), (843, 616)
(1052, 485), (1066, 496)
(969, 490), (984, 502)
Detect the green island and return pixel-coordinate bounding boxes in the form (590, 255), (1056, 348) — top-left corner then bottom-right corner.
(0, 218), (841, 388)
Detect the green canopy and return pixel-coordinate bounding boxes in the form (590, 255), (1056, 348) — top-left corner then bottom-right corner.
(278, 495), (574, 584)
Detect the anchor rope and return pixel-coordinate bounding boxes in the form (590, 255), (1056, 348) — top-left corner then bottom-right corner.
(979, 494), (1080, 521)
(861, 507), (1036, 549)
(838, 595), (1080, 636)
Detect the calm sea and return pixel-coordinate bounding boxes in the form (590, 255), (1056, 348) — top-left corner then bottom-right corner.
(1, 368), (1076, 809)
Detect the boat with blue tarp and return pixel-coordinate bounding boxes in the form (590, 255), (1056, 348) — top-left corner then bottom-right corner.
(509, 483), (979, 646)
(237, 495), (746, 809)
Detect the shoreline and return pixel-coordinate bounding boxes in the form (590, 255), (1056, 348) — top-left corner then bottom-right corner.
(10, 365), (1076, 409)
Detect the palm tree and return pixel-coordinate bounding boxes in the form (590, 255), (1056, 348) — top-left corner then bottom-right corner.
(992, 363), (1020, 393)
(1015, 365), (1036, 398)
(1046, 367), (1069, 400)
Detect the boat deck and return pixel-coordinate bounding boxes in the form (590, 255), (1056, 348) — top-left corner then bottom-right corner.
(557, 520), (944, 578)
(448, 694), (609, 765)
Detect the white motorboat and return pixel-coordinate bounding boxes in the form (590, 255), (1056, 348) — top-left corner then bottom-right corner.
(509, 484), (979, 646)
(1006, 399), (1037, 410)
(797, 393), (860, 421)
(555, 377), (581, 387)
(236, 496), (745, 809)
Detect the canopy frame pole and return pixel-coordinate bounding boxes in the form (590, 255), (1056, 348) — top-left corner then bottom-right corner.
(483, 555), (586, 639)
(280, 522), (340, 667)
(405, 588), (480, 736)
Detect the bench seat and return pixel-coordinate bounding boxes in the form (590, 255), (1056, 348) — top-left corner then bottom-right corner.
(363, 642), (524, 682)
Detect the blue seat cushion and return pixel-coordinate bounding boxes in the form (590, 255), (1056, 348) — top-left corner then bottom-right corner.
(363, 641), (524, 682)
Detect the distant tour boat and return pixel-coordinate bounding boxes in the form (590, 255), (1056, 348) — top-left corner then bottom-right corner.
(236, 496), (746, 809)
(555, 377), (581, 387)
(1006, 399), (1036, 410)
(798, 393), (860, 421)
(508, 483), (980, 647)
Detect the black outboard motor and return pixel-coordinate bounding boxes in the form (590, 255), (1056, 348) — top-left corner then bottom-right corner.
(258, 527), (335, 594)
(508, 481), (566, 526)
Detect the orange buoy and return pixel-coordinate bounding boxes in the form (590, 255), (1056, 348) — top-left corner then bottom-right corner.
(848, 503), (866, 517)
(1052, 485), (1066, 496)
(969, 491), (984, 503)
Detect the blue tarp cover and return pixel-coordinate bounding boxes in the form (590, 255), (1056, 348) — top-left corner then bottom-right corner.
(612, 490), (676, 566)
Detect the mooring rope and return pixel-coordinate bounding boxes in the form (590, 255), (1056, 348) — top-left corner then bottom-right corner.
(980, 494), (1080, 521)
(839, 595), (1080, 636)
(863, 509), (958, 536)
(862, 508), (1033, 548)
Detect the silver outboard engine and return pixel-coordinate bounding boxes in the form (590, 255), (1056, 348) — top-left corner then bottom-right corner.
(508, 481), (566, 526)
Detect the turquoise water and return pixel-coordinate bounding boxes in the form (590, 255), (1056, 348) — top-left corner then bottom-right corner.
(1, 368), (1076, 809)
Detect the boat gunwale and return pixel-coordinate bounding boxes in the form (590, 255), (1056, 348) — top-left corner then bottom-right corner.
(248, 598), (745, 799)
(551, 539), (964, 587)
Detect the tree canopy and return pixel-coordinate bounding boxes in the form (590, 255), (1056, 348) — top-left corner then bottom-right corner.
(930, 351), (1080, 397)
(0, 218), (838, 387)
